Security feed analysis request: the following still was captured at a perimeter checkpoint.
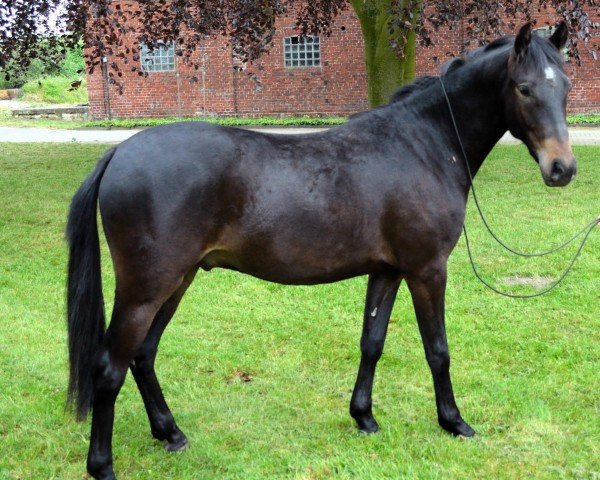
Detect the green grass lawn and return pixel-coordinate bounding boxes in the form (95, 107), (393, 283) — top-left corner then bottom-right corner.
(0, 143), (598, 479)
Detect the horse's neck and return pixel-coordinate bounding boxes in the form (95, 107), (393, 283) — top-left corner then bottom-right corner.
(437, 64), (510, 178)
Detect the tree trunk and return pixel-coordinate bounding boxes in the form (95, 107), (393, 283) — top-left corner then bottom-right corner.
(351, 0), (420, 107)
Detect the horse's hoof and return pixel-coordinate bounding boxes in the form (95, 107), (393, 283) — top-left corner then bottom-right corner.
(87, 473), (116, 480)
(87, 461), (116, 480)
(163, 435), (189, 452)
(355, 415), (380, 434)
(92, 474), (116, 480)
(439, 417), (476, 438)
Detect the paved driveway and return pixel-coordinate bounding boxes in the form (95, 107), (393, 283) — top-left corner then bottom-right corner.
(0, 125), (599, 145)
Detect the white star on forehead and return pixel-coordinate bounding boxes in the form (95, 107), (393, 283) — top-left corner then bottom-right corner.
(544, 66), (556, 81)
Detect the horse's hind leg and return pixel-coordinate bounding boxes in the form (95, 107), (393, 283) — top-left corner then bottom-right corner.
(87, 278), (185, 480)
(350, 272), (402, 433)
(406, 260), (475, 437)
(130, 267), (199, 452)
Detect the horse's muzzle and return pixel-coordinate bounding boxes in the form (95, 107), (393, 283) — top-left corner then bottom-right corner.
(542, 156), (577, 187)
(536, 137), (576, 187)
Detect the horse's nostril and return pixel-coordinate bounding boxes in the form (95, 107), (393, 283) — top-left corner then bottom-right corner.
(551, 160), (565, 180)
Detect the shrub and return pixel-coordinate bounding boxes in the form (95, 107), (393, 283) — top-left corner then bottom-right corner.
(60, 47), (85, 78)
(566, 114), (600, 125)
(20, 77), (88, 105)
(1, 42), (84, 92)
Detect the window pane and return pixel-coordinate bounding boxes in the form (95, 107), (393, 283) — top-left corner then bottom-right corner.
(140, 41), (175, 72)
(283, 35), (320, 68)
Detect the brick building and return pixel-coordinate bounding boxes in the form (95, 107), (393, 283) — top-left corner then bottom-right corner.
(87, 7), (599, 119)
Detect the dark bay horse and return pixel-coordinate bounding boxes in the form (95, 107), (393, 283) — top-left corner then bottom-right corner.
(67, 23), (575, 479)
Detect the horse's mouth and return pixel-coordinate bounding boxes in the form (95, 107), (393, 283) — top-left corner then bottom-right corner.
(543, 172), (576, 187)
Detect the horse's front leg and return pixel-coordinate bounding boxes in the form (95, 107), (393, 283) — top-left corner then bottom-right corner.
(406, 260), (475, 437)
(350, 272), (402, 433)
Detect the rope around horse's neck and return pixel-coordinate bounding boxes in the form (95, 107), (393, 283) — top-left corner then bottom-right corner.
(438, 76), (599, 298)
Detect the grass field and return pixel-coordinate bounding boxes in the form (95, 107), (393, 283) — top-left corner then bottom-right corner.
(0, 143), (598, 480)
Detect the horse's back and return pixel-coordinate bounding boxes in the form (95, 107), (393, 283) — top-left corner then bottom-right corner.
(96, 121), (396, 284)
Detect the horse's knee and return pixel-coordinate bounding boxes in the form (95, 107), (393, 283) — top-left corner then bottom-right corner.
(131, 348), (156, 375)
(360, 340), (383, 363)
(426, 347), (450, 372)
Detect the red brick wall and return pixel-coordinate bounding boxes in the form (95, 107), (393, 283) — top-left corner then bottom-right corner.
(88, 33), (242, 118)
(233, 19), (368, 116)
(87, 8), (368, 119)
(87, 5), (599, 118)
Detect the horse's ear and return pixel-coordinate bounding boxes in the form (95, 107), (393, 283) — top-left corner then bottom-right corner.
(514, 22), (533, 61)
(549, 21), (569, 50)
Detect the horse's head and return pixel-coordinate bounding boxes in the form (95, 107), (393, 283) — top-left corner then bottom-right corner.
(504, 22), (576, 187)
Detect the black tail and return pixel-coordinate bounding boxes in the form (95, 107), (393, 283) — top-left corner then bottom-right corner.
(66, 147), (115, 420)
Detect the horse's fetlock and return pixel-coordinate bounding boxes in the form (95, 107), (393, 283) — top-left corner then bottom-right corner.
(151, 414), (177, 439)
(350, 402), (372, 419)
(438, 411), (460, 425)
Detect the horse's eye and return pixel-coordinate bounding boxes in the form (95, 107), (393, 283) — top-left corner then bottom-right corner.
(517, 84), (532, 97)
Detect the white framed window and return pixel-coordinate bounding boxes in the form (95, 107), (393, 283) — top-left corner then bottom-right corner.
(140, 42), (175, 72)
(284, 35), (321, 68)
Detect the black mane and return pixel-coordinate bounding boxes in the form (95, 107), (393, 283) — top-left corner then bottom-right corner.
(389, 76), (438, 103)
(484, 36), (512, 51)
(386, 38), (517, 106)
(347, 75), (438, 121)
(439, 33), (564, 76)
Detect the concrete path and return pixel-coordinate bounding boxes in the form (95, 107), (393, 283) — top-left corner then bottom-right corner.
(0, 127), (143, 143)
(0, 125), (599, 145)
(0, 99), (33, 110)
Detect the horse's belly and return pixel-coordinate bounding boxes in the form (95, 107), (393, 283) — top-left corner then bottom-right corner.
(199, 242), (385, 285)
(240, 262), (375, 285)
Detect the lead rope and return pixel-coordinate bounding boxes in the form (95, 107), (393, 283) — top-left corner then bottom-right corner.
(438, 76), (599, 298)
